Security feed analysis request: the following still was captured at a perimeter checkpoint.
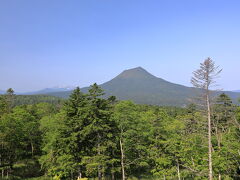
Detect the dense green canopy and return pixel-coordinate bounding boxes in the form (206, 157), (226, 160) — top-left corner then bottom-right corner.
(0, 86), (240, 180)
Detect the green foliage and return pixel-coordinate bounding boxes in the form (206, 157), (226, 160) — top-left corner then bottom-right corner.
(0, 102), (57, 179)
(40, 85), (118, 179)
(13, 95), (63, 106)
(1, 88), (240, 179)
(112, 101), (153, 177)
(0, 93), (63, 107)
(0, 96), (8, 117)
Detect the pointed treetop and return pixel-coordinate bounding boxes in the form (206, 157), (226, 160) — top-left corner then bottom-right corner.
(6, 88), (14, 95)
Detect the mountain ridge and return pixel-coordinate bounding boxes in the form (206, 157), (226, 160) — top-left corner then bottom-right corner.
(42, 67), (240, 106)
(0, 90), (5, 94)
(232, 90), (240, 93)
(20, 87), (75, 95)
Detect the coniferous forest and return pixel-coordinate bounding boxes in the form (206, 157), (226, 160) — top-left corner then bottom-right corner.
(1, 60), (240, 180)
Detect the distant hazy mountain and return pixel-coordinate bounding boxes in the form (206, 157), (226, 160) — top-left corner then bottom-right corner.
(44, 67), (240, 106)
(22, 86), (75, 95)
(232, 90), (240, 93)
(0, 90), (5, 94)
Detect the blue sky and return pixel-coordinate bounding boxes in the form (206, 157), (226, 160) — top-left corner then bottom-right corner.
(0, 0), (240, 92)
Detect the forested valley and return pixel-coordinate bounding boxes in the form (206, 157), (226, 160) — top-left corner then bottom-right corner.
(1, 60), (240, 180)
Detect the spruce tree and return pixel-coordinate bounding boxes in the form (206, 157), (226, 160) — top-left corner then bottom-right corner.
(82, 83), (117, 180)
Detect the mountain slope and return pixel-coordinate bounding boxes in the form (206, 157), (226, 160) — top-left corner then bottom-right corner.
(44, 67), (240, 106)
(99, 67), (197, 105)
(233, 90), (240, 93)
(0, 90), (5, 94)
(21, 87), (75, 95)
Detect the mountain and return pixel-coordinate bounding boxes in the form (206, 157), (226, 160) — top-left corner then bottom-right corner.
(45, 67), (240, 106)
(22, 86), (75, 95)
(233, 90), (240, 93)
(0, 90), (5, 94)
(99, 67), (197, 106)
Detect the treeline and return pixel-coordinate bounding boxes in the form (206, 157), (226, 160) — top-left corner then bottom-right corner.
(0, 84), (240, 180)
(13, 95), (63, 106)
(0, 88), (63, 107)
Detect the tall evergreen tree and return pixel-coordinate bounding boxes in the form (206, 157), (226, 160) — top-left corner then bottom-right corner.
(5, 88), (15, 113)
(82, 83), (117, 180)
(40, 85), (118, 179)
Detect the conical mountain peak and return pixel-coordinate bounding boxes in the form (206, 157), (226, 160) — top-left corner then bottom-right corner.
(116, 67), (156, 79)
(27, 66), (240, 106)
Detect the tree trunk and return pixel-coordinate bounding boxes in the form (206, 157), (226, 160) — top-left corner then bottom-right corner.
(111, 171), (115, 180)
(1, 139), (4, 178)
(71, 170), (73, 180)
(177, 160), (181, 180)
(0, 157), (3, 178)
(98, 133), (102, 180)
(120, 131), (125, 180)
(216, 130), (221, 180)
(31, 141), (34, 157)
(207, 93), (213, 180)
(111, 164), (115, 180)
(102, 171), (105, 180)
(78, 167), (82, 179)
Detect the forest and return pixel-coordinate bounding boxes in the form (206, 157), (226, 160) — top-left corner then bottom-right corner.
(0, 60), (240, 180)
